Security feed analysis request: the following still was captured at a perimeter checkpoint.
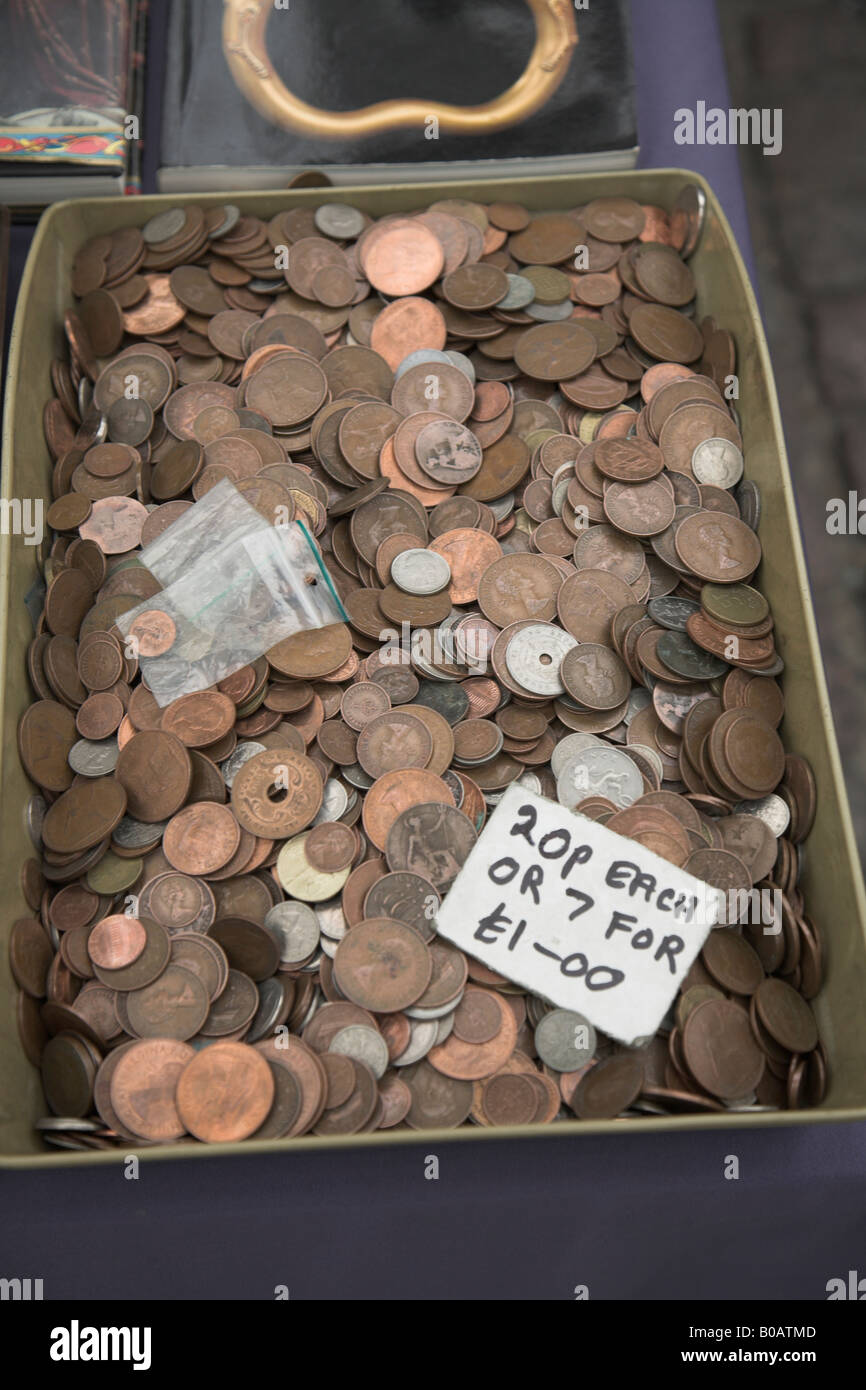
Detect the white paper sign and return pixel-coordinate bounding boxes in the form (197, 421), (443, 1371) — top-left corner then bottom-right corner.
(435, 787), (724, 1045)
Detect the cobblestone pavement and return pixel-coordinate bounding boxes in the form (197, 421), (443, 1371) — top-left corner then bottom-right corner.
(719, 0), (866, 857)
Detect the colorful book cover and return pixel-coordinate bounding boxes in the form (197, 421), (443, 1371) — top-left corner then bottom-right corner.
(0, 0), (135, 172)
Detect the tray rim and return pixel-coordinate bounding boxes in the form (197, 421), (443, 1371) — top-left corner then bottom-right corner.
(2, 167), (865, 1166)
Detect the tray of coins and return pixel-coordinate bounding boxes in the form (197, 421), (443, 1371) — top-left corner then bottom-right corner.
(2, 170), (865, 1164)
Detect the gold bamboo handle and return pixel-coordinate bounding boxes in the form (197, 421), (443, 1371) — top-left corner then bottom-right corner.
(222, 0), (577, 139)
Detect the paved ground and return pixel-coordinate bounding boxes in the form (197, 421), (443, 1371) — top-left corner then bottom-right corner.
(719, 0), (866, 857)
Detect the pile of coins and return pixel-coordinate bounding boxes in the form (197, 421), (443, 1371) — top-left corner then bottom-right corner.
(14, 191), (826, 1149)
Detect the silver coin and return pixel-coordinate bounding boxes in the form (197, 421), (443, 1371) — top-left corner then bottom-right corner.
(220, 740), (266, 789)
(342, 763), (374, 791)
(35, 1115), (102, 1132)
(329, 1024), (389, 1079)
(299, 949), (325, 975)
(625, 687), (652, 723)
(515, 770), (543, 795)
(315, 897), (347, 941)
(735, 478), (761, 531)
(435, 1012), (455, 1044)
(626, 742), (665, 783)
(68, 738), (118, 776)
(732, 793), (791, 838)
(405, 994), (464, 1021)
(113, 815), (167, 849)
(392, 1017), (439, 1067)
(505, 622), (577, 696)
(488, 493), (515, 521)
(525, 299), (575, 322)
(691, 437), (744, 489)
(314, 203), (366, 240)
(299, 986), (322, 1030)
(313, 777), (349, 823)
(207, 204), (240, 240)
(390, 547), (452, 595)
(26, 795), (46, 849)
(672, 183), (707, 259)
(395, 348), (452, 380)
(445, 350), (476, 383)
(723, 1093), (759, 1110)
(319, 934), (338, 959)
(534, 1009), (597, 1071)
(498, 273), (536, 310)
(246, 977), (288, 1043)
(264, 901), (320, 965)
(142, 206), (186, 245)
(550, 731), (601, 778)
(556, 746), (643, 810)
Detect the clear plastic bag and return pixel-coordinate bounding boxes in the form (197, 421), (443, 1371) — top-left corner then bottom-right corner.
(117, 483), (346, 706)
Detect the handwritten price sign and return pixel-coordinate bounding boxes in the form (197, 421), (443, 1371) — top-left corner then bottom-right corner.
(435, 786), (724, 1045)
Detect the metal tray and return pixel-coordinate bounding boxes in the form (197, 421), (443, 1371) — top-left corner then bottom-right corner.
(2, 169), (865, 1165)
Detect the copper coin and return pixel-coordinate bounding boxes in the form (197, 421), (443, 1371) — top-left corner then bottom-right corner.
(427, 991), (517, 1080)
(754, 977), (818, 1053)
(125, 963), (210, 1040)
(115, 730), (192, 823)
(478, 553), (561, 626)
(87, 914), (147, 970)
(514, 322), (597, 381)
(161, 691), (237, 748)
(231, 748), (323, 837)
(334, 918), (432, 1012)
(305, 822), (357, 873)
(675, 511), (762, 583)
(163, 801), (241, 875)
(78, 497), (148, 554)
(356, 711), (433, 778)
(126, 610), (177, 659)
(361, 222), (444, 296)
(176, 1041), (275, 1142)
(595, 437), (664, 482)
(385, 802), (477, 889)
(109, 1038), (195, 1141)
(560, 643), (631, 710)
(683, 998), (765, 1100)
(42, 778), (127, 854)
(572, 1052), (645, 1118)
(415, 420), (483, 485)
(404, 1061), (474, 1129)
(369, 297), (447, 371)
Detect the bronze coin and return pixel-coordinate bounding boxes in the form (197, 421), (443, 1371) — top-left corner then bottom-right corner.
(87, 914), (147, 970)
(115, 730), (192, 822)
(109, 1038), (194, 1141)
(42, 777), (127, 854)
(305, 822), (357, 873)
(572, 1053), (645, 1118)
(231, 748), (323, 837)
(754, 977), (818, 1054)
(682, 998), (765, 1100)
(361, 221), (444, 296)
(176, 1041), (275, 1142)
(163, 801), (241, 875)
(334, 918), (432, 1013)
(356, 711), (433, 778)
(125, 963), (210, 1040)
